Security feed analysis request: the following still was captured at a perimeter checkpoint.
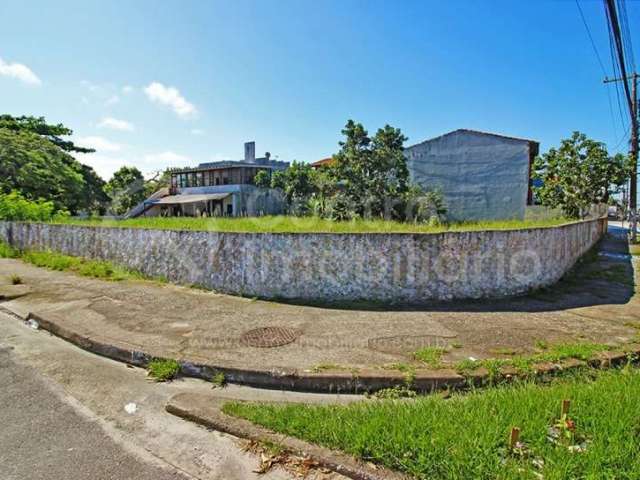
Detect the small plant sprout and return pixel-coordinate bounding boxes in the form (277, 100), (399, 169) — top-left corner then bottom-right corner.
(147, 358), (181, 382)
(10, 274), (22, 285)
(211, 371), (226, 388)
(547, 398), (590, 452)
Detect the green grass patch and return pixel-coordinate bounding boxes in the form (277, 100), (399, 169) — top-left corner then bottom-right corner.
(455, 342), (613, 376)
(0, 241), (18, 258)
(147, 358), (181, 382)
(20, 250), (140, 281)
(47, 215), (571, 234)
(413, 347), (447, 369)
(224, 367), (640, 479)
(0, 241), (148, 282)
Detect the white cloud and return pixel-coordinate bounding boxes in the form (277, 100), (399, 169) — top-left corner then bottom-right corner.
(74, 149), (192, 181)
(105, 94), (120, 106)
(144, 82), (197, 118)
(0, 57), (41, 86)
(98, 117), (135, 132)
(76, 136), (122, 152)
(143, 151), (192, 168)
(190, 128), (204, 136)
(122, 85), (134, 94)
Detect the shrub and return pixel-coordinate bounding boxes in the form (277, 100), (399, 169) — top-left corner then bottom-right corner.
(0, 190), (66, 221)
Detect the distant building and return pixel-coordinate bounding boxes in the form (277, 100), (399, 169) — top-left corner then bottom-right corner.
(310, 157), (334, 169)
(404, 129), (539, 221)
(127, 142), (289, 218)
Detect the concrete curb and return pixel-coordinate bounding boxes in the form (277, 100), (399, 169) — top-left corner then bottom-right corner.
(10, 310), (468, 394)
(3, 308), (638, 394)
(165, 392), (409, 480)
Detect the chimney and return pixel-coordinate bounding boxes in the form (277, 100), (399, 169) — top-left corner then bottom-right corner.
(244, 141), (255, 163)
(265, 152), (271, 162)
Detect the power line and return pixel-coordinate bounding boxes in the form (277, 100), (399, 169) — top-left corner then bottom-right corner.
(605, 0), (635, 116)
(605, 2), (630, 131)
(576, 0), (624, 138)
(576, 0), (608, 75)
(617, 0), (635, 73)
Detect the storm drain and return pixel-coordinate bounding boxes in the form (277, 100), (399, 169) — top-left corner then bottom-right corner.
(240, 327), (301, 348)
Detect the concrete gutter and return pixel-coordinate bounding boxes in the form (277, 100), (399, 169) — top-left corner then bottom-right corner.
(2, 306), (637, 394)
(21, 311), (466, 393)
(165, 392), (409, 480)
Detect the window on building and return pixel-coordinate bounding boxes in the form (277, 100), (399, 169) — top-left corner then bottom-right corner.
(223, 177), (229, 185)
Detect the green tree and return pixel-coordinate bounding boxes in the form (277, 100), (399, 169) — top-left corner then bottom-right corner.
(268, 161), (318, 214)
(253, 170), (271, 189)
(105, 166), (146, 216)
(0, 115), (94, 153)
(534, 132), (630, 218)
(0, 128), (86, 213)
(0, 114), (109, 214)
(332, 120), (410, 219)
(143, 169), (172, 197)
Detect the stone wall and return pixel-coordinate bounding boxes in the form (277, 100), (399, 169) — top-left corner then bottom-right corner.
(0, 219), (606, 303)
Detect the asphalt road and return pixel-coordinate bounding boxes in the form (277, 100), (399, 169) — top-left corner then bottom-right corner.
(0, 345), (188, 480)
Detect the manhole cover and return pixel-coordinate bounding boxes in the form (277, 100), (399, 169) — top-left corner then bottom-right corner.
(240, 327), (301, 348)
(368, 335), (449, 354)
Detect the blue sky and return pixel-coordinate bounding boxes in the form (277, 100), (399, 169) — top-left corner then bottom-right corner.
(0, 0), (637, 180)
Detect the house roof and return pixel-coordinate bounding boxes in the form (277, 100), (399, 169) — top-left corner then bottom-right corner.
(407, 129), (539, 150)
(310, 157), (334, 168)
(151, 193), (231, 205)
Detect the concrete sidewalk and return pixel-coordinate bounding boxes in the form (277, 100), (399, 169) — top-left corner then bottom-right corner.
(0, 226), (638, 390)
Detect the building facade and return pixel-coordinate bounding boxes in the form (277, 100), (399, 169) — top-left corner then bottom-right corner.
(128, 142), (289, 218)
(404, 129), (539, 221)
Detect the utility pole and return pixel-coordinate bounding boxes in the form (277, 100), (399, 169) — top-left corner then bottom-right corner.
(604, 72), (638, 241)
(604, 0), (638, 241)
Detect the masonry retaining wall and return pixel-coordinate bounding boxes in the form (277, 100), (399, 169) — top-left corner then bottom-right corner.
(0, 219), (607, 303)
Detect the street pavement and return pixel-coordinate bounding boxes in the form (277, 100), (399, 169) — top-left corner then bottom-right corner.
(0, 313), (303, 480)
(0, 344), (187, 480)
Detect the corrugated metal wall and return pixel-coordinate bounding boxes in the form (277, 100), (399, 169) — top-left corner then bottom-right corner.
(405, 131), (531, 221)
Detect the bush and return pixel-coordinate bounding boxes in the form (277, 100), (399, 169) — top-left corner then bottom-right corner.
(0, 190), (66, 221)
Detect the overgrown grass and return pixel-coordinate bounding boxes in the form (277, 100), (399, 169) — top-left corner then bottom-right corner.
(224, 367), (640, 479)
(0, 242), (18, 258)
(20, 250), (143, 281)
(455, 342), (614, 376)
(147, 358), (181, 382)
(47, 215), (571, 234)
(0, 240), (154, 282)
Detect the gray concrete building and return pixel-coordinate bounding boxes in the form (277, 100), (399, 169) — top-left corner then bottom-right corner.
(404, 129), (539, 221)
(127, 142), (288, 218)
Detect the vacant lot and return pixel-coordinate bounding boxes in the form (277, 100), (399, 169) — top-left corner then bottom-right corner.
(49, 215), (570, 234)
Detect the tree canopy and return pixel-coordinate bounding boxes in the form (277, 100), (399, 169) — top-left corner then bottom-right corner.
(0, 115), (95, 153)
(106, 166), (146, 216)
(331, 120), (410, 219)
(533, 131), (630, 218)
(262, 120), (445, 223)
(0, 115), (109, 215)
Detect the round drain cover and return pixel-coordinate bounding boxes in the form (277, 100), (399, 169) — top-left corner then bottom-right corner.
(240, 327), (301, 348)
